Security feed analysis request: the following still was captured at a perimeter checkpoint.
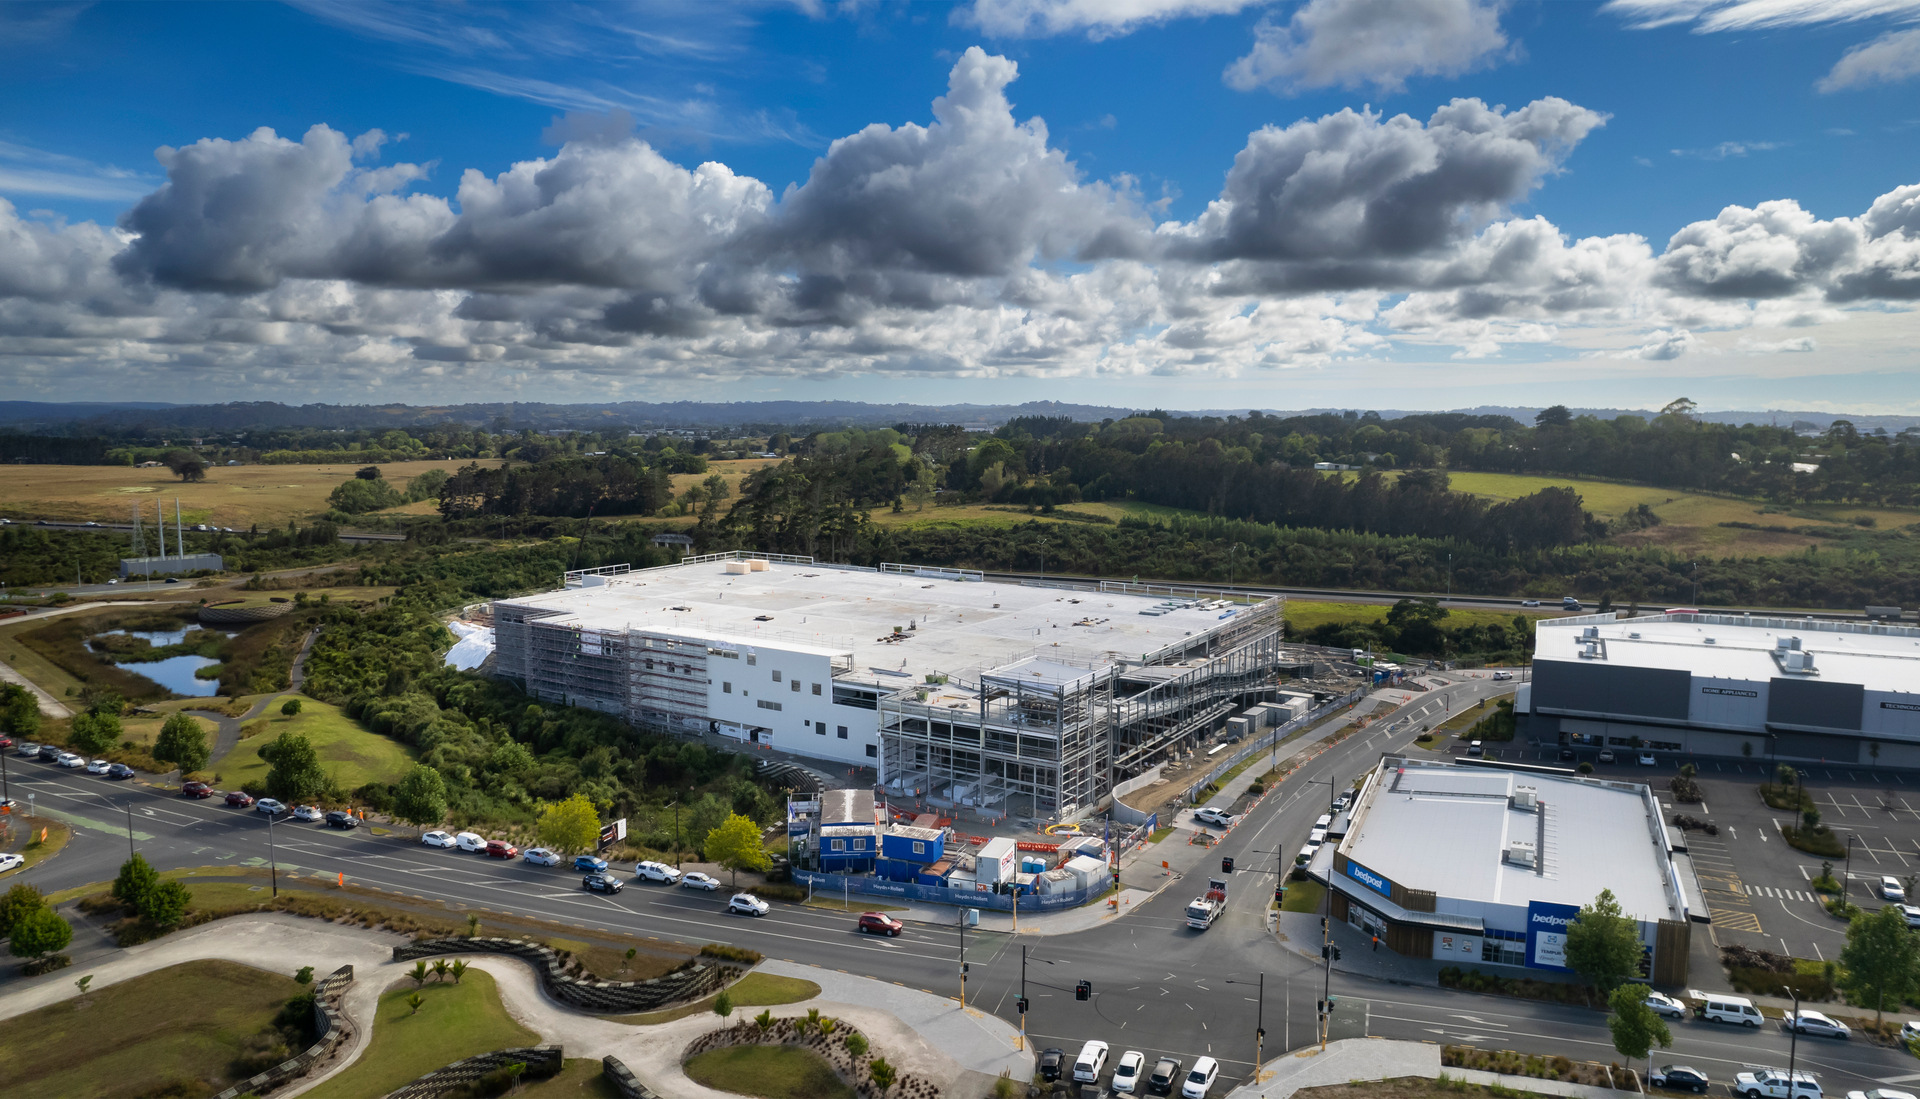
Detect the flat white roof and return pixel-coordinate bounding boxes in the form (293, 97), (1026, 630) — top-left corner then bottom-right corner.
(499, 561), (1260, 688)
(1342, 758), (1678, 922)
(1537, 612), (1920, 693)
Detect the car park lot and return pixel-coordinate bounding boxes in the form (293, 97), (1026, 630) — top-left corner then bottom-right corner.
(1514, 748), (1920, 959)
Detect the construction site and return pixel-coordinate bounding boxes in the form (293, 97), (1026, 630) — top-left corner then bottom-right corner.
(489, 551), (1306, 824)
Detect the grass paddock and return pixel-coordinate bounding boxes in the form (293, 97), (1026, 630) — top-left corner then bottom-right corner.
(209, 697), (414, 792)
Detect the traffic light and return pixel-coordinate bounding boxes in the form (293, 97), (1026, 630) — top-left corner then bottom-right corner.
(1333, 946), (1343, 961)
(1017, 996), (1030, 1014)
(1273, 886), (1285, 903)
(1221, 856), (1235, 873)
(1075, 980), (1091, 1001)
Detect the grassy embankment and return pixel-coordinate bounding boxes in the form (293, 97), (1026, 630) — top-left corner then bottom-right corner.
(683, 1046), (854, 1099)
(0, 960), (307, 1099)
(302, 969), (537, 1099)
(606, 972), (820, 1025)
(208, 697), (415, 792)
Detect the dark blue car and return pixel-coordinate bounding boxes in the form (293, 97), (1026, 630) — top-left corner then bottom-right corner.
(573, 855), (608, 873)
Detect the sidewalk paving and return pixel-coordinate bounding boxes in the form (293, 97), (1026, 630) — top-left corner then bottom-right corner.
(1223, 1038), (1638, 1099)
(0, 913), (1032, 1099)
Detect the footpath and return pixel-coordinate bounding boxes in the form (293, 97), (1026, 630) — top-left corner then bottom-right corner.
(0, 913), (1031, 1099)
(1223, 1038), (1634, 1099)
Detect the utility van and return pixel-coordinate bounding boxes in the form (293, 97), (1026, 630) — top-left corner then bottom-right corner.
(1692, 990), (1762, 1027)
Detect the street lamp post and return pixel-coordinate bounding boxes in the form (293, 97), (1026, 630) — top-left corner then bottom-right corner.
(1844, 834), (1857, 903)
(1309, 775), (1338, 1049)
(267, 808), (279, 898)
(1226, 974), (1267, 1081)
(1783, 986), (1802, 1098)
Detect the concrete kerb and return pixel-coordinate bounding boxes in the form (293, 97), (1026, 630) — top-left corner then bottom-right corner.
(1223, 1038), (1638, 1099)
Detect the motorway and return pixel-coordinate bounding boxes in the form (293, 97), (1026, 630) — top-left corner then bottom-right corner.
(11, 677), (1920, 1096)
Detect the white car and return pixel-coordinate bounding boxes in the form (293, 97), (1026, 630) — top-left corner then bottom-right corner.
(454, 831), (488, 853)
(1182, 1056), (1220, 1099)
(1735, 1069), (1821, 1099)
(56, 752), (86, 768)
(1491, 671), (1514, 681)
(1193, 807), (1235, 828)
(85, 758), (111, 774)
(522, 847), (561, 866)
(1644, 991), (1688, 1019)
(1073, 1040), (1109, 1084)
(1308, 828), (1328, 845)
(635, 860), (681, 883)
(1638, 752), (1657, 766)
(1111, 1051), (1146, 1094)
(291, 804), (323, 822)
(1882, 876), (1906, 902)
(1787, 1010), (1850, 1039)
(0, 852), (23, 874)
(1902, 1021), (1920, 1044)
(1314, 814), (1333, 829)
(1521, 599), (1542, 608)
(422, 830), (456, 848)
(681, 871), (721, 891)
(727, 892), (771, 916)
(256, 798), (286, 815)
(1848, 1090), (1917, 1099)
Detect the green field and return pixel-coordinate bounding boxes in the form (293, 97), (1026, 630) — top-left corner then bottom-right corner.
(1435, 471), (1920, 555)
(0, 960), (305, 1099)
(1283, 600), (1555, 635)
(303, 969), (538, 1099)
(209, 697), (415, 792)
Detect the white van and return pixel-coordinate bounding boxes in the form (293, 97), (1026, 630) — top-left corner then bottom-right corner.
(454, 831), (488, 853)
(1073, 1040), (1109, 1084)
(1694, 991), (1762, 1027)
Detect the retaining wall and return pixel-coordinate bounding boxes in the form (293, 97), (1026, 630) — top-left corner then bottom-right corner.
(385, 1044), (564, 1099)
(603, 1055), (666, 1099)
(392, 937), (740, 1013)
(212, 964), (355, 1099)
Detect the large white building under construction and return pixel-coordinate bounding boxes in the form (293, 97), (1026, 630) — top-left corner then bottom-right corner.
(490, 552), (1288, 821)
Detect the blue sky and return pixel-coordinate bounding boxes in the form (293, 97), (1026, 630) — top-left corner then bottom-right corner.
(2, 0), (1918, 413)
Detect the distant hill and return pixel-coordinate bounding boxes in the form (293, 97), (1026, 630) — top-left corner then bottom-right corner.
(0, 398), (1911, 434)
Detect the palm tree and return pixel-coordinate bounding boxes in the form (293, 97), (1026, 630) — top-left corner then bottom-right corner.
(409, 961), (428, 988)
(450, 960), (468, 985)
(432, 959), (450, 983)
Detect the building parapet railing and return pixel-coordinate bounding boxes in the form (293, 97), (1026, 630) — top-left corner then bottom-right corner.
(880, 562), (985, 582)
(563, 563), (632, 581)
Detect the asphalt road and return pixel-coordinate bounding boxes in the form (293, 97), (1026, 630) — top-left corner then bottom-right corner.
(9, 694), (1920, 1096)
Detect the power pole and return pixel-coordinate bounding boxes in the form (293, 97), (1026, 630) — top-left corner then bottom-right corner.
(267, 809), (279, 898)
(958, 909), (968, 1007)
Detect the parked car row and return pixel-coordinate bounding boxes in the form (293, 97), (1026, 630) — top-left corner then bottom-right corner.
(10, 740), (134, 779)
(1039, 1043), (1218, 1099)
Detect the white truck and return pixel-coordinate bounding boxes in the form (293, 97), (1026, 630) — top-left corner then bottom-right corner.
(1186, 878), (1228, 930)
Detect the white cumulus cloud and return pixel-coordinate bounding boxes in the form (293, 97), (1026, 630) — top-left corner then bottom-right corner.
(1224, 0), (1514, 95)
(1819, 27), (1920, 90)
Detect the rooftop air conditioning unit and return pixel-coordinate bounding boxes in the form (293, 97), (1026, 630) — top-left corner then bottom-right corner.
(1582, 626), (1600, 639)
(1511, 786), (1538, 811)
(1507, 840), (1537, 868)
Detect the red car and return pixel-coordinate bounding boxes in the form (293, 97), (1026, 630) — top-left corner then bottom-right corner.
(0, 736), (12, 750)
(858, 912), (904, 937)
(181, 781), (213, 798)
(225, 790), (255, 807)
(485, 840), (520, 859)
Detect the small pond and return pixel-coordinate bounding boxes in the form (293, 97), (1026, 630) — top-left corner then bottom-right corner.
(89, 627), (237, 697)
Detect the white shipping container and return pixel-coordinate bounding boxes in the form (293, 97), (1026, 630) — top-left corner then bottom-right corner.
(979, 837), (1018, 884)
(1064, 854), (1107, 891)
